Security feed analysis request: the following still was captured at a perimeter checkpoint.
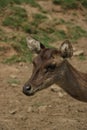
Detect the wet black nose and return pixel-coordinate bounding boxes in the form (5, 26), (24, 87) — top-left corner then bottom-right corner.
(23, 85), (34, 96)
(25, 85), (31, 91)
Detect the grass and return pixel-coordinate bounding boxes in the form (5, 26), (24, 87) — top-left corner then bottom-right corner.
(67, 26), (87, 42)
(33, 25), (87, 43)
(0, 0), (87, 11)
(0, 29), (9, 42)
(22, 23), (34, 34)
(53, 0), (87, 9)
(80, 0), (87, 8)
(52, 18), (87, 42)
(1, 0), (87, 10)
(3, 50), (32, 64)
(33, 31), (55, 48)
(53, 0), (61, 5)
(53, 29), (67, 40)
(2, 7), (48, 32)
(3, 55), (22, 64)
(24, 0), (41, 8)
(23, 13), (48, 33)
(3, 6), (28, 29)
(2, 23), (87, 64)
(33, 13), (47, 20)
(0, 0), (87, 64)
(78, 55), (86, 60)
(7, 78), (20, 85)
(11, 37), (32, 62)
(2, 35), (32, 64)
(0, 46), (5, 51)
(53, 0), (78, 9)
(0, 0), (10, 9)
(54, 18), (74, 27)
(32, 13), (48, 27)
(0, 0), (41, 9)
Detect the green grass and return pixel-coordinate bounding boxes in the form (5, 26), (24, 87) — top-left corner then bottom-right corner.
(23, 0), (41, 8)
(7, 78), (20, 85)
(2, 8), (48, 32)
(2, 24), (87, 64)
(0, 0), (87, 11)
(0, 29), (6, 41)
(53, 0), (78, 9)
(23, 23), (38, 34)
(0, 0), (87, 64)
(0, 0), (41, 9)
(0, 28), (10, 42)
(0, 46), (4, 51)
(53, 30), (67, 40)
(53, 0), (61, 5)
(2, 35), (32, 64)
(78, 55), (86, 61)
(3, 6), (28, 29)
(22, 23), (33, 34)
(22, 13), (48, 34)
(32, 13), (48, 27)
(3, 55), (23, 64)
(67, 26), (87, 42)
(33, 13), (47, 20)
(0, 0), (10, 9)
(53, 0), (87, 9)
(33, 33), (54, 48)
(32, 26), (58, 48)
(80, 0), (87, 8)
(52, 19), (87, 42)
(11, 37), (32, 61)
(3, 51), (32, 64)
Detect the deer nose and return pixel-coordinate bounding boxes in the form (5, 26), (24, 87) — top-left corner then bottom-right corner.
(25, 85), (31, 91)
(23, 85), (34, 96)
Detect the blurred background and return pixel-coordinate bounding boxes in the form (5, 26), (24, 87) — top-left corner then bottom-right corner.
(0, 0), (87, 63)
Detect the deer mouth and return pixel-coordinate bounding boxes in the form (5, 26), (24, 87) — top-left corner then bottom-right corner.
(23, 83), (44, 96)
(23, 78), (54, 96)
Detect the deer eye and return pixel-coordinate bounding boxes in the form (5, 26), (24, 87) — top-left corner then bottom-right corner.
(46, 64), (56, 71)
(33, 61), (36, 66)
(33, 60), (37, 66)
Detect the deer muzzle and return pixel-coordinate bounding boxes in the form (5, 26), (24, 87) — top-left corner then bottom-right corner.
(23, 85), (34, 96)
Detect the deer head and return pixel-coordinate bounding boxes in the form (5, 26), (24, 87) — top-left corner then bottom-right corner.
(23, 39), (73, 96)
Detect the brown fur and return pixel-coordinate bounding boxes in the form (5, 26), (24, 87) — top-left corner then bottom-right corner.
(23, 41), (87, 102)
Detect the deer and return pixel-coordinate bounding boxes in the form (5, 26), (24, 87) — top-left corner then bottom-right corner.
(23, 38), (87, 102)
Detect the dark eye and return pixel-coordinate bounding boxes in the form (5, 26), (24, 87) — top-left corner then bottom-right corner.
(46, 64), (56, 71)
(33, 60), (37, 66)
(33, 61), (36, 66)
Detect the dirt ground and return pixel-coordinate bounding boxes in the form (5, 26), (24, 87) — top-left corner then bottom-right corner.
(0, 38), (87, 130)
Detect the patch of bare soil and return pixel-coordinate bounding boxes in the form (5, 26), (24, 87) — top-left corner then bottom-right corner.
(0, 42), (17, 62)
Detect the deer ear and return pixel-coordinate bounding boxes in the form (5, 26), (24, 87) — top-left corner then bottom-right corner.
(26, 36), (46, 53)
(40, 43), (46, 50)
(59, 40), (73, 58)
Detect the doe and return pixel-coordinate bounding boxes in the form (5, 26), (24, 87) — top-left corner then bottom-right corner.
(23, 39), (87, 102)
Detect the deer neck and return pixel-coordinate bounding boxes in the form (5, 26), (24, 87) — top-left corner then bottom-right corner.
(56, 60), (87, 102)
